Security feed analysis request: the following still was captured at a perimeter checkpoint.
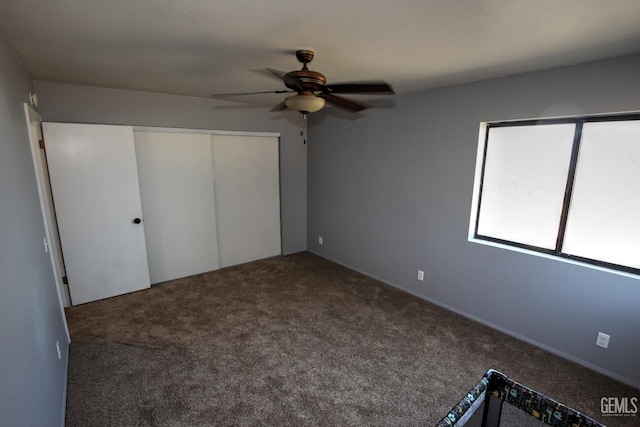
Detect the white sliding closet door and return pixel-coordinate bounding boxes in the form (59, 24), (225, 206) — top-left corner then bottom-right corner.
(211, 134), (281, 267)
(44, 123), (150, 305)
(135, 131), (219, 284)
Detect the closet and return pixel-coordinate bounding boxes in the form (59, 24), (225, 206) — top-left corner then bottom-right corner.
(44, 123), (281, 305)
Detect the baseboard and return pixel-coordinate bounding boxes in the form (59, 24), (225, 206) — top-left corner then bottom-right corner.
(308, 250), (640, 390)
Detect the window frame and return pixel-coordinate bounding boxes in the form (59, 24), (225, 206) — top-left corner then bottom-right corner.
(472, 113), (640, 276)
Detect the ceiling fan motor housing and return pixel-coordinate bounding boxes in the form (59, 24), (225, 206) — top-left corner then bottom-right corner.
(283, 70), (326, 93)
(282, 50), (327, 94)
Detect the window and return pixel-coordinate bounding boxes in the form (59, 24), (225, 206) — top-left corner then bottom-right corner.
(472, 114), (640, 275)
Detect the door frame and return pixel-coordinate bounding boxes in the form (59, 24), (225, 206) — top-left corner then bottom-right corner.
(23, 104), (70, 341)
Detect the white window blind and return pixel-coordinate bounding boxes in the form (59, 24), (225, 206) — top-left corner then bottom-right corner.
(562, 121), (640, 269)
(477, 124), (575, 249)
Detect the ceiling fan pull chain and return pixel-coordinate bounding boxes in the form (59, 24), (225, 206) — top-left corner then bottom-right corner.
(301, 113), (307, 144)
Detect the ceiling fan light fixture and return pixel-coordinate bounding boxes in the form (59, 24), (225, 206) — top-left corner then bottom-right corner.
(284, 94), (325, 113)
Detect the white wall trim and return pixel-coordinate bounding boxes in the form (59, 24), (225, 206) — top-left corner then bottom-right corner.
(24, 104), (71, 339)
(133, 125), (280, 138)
(309, 250), (640, 390)
(468, 237), (640, 281)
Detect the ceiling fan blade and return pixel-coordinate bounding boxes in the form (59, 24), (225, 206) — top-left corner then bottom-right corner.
(319, 94), (367, 113)
(323, 82), (395, 95)
(270, 100), (288, 112)
(267, 68), (288, 80)
(211, 89), (293, 97)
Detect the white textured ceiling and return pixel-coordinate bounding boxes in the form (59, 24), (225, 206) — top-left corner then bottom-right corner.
(2, 0), (640, 107)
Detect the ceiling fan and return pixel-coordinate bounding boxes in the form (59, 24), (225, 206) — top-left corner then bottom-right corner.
(211, 49), (395, 114)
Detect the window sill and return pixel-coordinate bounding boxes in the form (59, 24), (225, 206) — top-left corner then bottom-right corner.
(467, 236), (640, 281)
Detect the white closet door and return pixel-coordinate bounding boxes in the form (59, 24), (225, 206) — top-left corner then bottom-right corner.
(44, 123), (150, 305)
(134, 131), (219, 284)
(211, 134), (281, 267)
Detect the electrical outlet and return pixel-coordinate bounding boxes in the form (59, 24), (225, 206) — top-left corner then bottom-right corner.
(56, 341), (61, 359)
(596, 332), (610, 349)
(318, 236), (323, 245)
(417, 270), (424, 281)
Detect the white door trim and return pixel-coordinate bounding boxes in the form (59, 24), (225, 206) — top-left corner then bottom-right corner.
(133, 125), (280, 138)
(23, 104), (70, 341)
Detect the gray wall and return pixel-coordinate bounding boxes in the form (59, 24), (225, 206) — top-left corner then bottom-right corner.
(34, 82), (307, 255)
(0, 41), (69, 425)
(308, 54), (640, 388)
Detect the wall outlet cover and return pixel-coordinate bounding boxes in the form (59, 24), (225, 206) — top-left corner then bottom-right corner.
(596, 332), (610, 349)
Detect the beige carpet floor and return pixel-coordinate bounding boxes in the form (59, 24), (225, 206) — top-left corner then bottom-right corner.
(64, 252), (638, 426)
